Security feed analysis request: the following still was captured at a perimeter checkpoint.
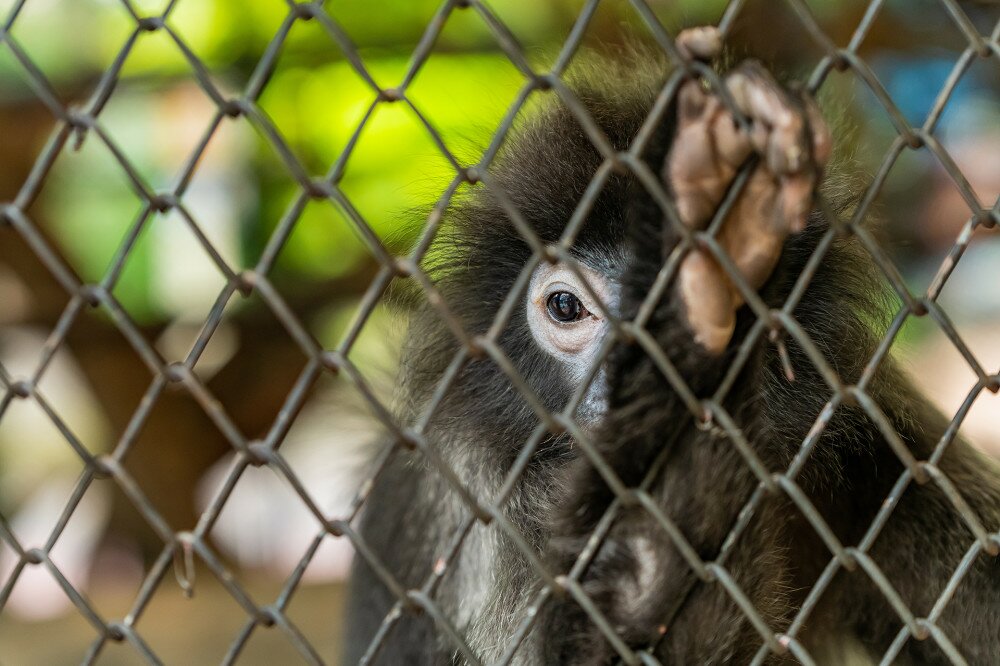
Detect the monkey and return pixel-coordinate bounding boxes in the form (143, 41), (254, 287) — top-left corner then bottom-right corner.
(343, 27), (1000, 665)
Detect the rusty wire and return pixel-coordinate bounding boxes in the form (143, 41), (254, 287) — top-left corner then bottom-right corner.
(1, 0), (999, 664)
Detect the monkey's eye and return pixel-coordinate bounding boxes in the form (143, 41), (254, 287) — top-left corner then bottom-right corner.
(527, 263), (614, 364)
(546, 291), (589, 323)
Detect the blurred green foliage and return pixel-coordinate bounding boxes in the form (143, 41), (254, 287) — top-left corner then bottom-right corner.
(0, 1), (571, 320)
(8, 0), (883, 325)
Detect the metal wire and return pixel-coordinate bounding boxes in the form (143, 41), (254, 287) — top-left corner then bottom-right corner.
(0, 0), (998, 664)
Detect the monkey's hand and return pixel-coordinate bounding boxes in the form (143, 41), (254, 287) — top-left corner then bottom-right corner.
(667, 29), (831, 355)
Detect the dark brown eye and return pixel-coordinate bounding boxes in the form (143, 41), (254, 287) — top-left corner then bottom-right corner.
(546, 291), (587, 323)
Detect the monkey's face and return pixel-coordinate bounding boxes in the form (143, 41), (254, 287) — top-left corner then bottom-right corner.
(525, 260), (619, 426)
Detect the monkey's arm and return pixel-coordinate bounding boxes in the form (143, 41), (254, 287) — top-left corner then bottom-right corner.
(540, 33), (833, 664)
(542, 36), (1000, 664)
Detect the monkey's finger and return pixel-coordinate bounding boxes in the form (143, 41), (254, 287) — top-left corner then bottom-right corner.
(670, 83), (739, 229)
(678, 250), (737, 355)
(779, 171), (817, 233)
(669, 129), (727, 228)
(718, 165), (786, 289)
(675, 26), (723, 62)
(712, 104), (753, 168)
(677, 77), (711, 128)
(804, 95), (832, 169)
(726, 63), (812, 177)
(775, 94), (828, 231)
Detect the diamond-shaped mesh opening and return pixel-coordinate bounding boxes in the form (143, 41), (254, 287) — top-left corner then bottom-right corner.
(254, 13), (377, 178)
(96, 81), (220, 192)
(4, 1), (134, 106)
(130, 558), (263, 663)
(2, 0), (999, 663)
(161, 0), (291, 94)
(0, 571), (101, 661)
(18, 148), (143, 294)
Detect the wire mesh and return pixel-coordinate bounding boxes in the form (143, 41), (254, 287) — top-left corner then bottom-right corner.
(0, 0), (998, 664)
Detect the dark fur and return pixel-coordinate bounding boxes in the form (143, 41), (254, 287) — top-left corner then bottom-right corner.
(344, 54), (1000, 665)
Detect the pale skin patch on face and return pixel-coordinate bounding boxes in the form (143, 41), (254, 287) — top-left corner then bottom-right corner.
(526, 261), (615, 385)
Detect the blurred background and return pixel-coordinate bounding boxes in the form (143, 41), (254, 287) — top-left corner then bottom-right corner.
(0, 0), (997, 663)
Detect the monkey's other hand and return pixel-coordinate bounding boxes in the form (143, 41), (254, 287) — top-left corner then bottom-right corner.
(666, 40), (831, 356)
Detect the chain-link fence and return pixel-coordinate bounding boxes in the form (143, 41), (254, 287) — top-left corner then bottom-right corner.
(1, 0), (999, 664)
